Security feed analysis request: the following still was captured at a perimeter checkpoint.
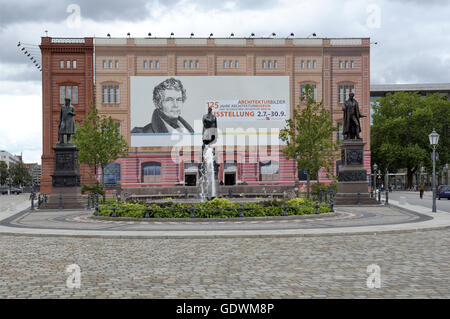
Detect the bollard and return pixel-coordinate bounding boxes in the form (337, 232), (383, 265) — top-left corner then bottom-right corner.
(283, 205), (288, 216)
(239, 204), (244, 217)
(59, 193), (63, 210)
(190, 204), (195, 218)
(385, 190), (389, 206)
(315, 200), (319, 214)
(357, 192), (360, 206)
(112, 207), (117, 217)
(145, 205), (150, 218)
(38, 194), (42, 208)
(378, 189), (381, 203)
(330, 197), (334, 213)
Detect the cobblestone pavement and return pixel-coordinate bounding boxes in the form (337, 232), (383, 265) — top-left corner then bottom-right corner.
(0, 229), (448, 298)
(3, 205), (430, 232)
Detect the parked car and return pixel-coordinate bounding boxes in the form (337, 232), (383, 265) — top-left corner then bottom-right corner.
(438, 185), (450, 200)
(0, 186), (22, 195)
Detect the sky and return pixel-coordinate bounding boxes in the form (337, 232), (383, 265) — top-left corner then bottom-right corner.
(0, 0), (449, 164)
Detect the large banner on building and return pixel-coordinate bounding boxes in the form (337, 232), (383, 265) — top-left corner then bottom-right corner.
(130, 76), (289, 147)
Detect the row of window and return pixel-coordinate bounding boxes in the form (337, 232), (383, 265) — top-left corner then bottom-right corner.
(102, 60), (119, 69)
(60, 60), (77, 69)
(59, 86), (78, 104)
(223, 60), (239, 69)
(184, 60), (199, 69)
(103, 160), (344, 185)
(102, 85), (120, 104)
(338, 60), (355, 69)
(143, 60), (160, 69)
(300, 60), (317, 69)
(262, 60), (278, 69)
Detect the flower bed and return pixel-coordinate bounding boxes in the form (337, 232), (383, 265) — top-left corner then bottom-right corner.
(96, 197), (331, 218)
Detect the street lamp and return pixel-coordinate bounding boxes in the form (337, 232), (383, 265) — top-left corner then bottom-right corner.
(429, 129), (440, 213)
(372, 163), (378, 198)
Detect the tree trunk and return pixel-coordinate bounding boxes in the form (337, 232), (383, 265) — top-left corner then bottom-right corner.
(407, 167), (414, 190)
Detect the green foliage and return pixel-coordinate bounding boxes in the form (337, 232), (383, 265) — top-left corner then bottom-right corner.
(371, 92), (450, 188)
(72, 103), (129, 185)
(81, 182), (105, 196)
(279, 84), (338, 197)
(311, 183), (336, 196)
(0, 161), (8, 185)
(8, 161), (31, 187)
(95, 197), (332, 218)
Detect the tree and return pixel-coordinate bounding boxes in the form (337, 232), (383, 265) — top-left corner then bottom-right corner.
(0, 161), (8, 185)
(371, 92), (450, 189)
(8, 161), (31, 187)
(279, 84), (338, 198)
(72, 104), (129, 189)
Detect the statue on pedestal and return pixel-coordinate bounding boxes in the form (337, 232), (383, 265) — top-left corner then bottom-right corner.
(58, 98), (76, 144)
(202, 107), (217, 146)
(342, 93), (366, 140)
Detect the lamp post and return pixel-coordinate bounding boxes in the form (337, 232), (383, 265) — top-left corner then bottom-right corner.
(372, 163), (378, 198)
(429, 130), (440, 213)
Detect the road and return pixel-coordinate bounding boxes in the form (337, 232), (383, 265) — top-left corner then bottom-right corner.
(389, 191), (450, 213)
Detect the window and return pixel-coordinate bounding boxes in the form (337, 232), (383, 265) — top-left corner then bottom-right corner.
(235, 60), (239, 68)
(142, 162), (161, 183)
(339, 60), (342, 69)
(259, 160), (279, 181)
(59, 85), (78, 104)
(189, 60), (193, 68)
(337, 122), (343, 142)
(114, 121), (121, 134)
(338, 84), (355, 103)
(115, 60), (119, 68)
(184, 60), (187, 68)
(66, 61), (71, 69)
(196, 60), (199, 68)
(350, 60), (354, 68)
(301, 84), (317, 101)
(60, 61), (64, 69)
(262, 60), (266, 69)
(143, 60), (147, 68)
(73, 60), (77, 69)
(274, 60), (278, 68)
(104, 163), (121, 185)
(149, 60), (153, 69)
(298, 168), (317, 181)
(223, 60), (227, 68)
(345, 60), (348, 69)
(109, 60), (113, 68)
(301, 60), (305, 69)
(102, 84), (119, 104)
(306, 60), (310, 68)
(102, 60), (106, 68)
(268, 60), (272, 69)
(312, 60), (317, 69)
(155, 60), (159, 69)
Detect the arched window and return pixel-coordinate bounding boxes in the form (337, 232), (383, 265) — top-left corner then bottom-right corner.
(104, 163), (121, 185)
(260, 160), (279, 181)
(300, 83), (317, 101)
(142, 162), (161, 183)
(338, 84), (355, 103)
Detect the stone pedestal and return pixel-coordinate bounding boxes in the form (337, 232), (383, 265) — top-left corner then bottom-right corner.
(335, 139), (378, 205)
(44, 144), (85, 209)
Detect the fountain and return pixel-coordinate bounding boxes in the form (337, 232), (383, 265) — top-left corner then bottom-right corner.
(199, 107), (219, 201)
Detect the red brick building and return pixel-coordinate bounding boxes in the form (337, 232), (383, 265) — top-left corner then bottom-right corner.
(40, 36), (371, 193)
(39, 37), (95, 194)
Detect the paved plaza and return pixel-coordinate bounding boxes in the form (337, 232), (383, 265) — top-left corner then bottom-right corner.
(0, 193), (449, 298)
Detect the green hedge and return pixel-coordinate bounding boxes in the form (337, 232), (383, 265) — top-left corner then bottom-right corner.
(97, 197), (331, 218)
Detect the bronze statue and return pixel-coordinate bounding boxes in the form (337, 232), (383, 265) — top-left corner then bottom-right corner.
(58, 98), (76, 144)
(202, 107), (217, 145)
(342, 92), (365, 140)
